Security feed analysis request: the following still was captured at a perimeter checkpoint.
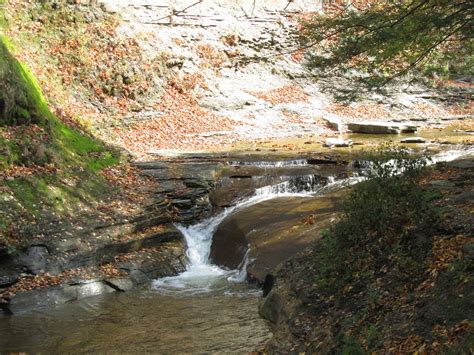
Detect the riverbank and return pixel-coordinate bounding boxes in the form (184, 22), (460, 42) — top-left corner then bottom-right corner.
(0, 35), (188, 312)
(260, 156), (474, 353)
(1, 146), (472, 353)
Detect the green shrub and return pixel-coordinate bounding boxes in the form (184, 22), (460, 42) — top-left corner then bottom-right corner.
(314, 146), (438, 294)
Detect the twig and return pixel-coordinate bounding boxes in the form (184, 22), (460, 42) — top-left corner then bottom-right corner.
(283, 0), (294, 11)
(155, 0), (203, 22)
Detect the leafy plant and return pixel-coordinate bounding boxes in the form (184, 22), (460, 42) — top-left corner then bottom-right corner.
(300, 0), (473, 86)
(314, 146), (438, 294)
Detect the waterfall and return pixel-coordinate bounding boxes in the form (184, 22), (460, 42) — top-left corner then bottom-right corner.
(255, 174), (318, 195)
(228, 159), (308, 167)
(151, 173), (351, 294)
(153, 148), (474, 295)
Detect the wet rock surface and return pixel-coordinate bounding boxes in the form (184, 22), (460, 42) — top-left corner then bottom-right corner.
(401, 137), (427, 143)
(211, 192), (344, 283)
(2, 147), (472, 316)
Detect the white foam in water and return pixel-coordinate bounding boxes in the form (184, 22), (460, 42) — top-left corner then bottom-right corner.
(152, 171), (368, 295)
(430, 147), (474, 164)
(153, 148), (473, 295)
(228, 159), (308, 167)
(152, 176), (324, 294)
(227, 249), (251, 283)
(255, 174), (317, 195)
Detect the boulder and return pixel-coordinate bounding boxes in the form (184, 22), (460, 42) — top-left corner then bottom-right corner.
(0, 268), (19, 288)
(347, 121), (418, 134)
(209, 219), (249, 270)
(446, 158), (474, 169)
(65, 280), (115, 300)
(259, 290), (285, 324)
(5, 281), (115, 314)
(17, 246), (49, 274)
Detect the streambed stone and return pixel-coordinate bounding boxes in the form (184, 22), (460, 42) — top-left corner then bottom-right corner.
(18, 246), (49, 274)
(324, 138), (353, 148)
(401, 137), (426, 143)
(323, 117), (343, 131)
(5, 281), (115, 314)
(347, 121), (418, 134)
(0, 268), (19, 288)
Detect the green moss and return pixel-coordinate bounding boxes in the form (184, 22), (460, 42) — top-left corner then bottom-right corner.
(0, 34), (121, 252)
(14, 105), (30, 120)
(1, 35), (49, 125)
(87, 151), (119, 171)
(1, 34), (120, 170)
(0, 2), (6, 31)
(50, 121), (120, 172)
(54, 122), (101, 153)
(0, 135), (21, 169)
(4, 178), (38, 215)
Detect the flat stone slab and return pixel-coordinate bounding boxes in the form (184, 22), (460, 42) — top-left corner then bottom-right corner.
(401, 137), (426, 143)
(347, 121), (418, 134)
(324, 138), (353, 148)
(5, 281), (115, 314)
(446, 158), (474, 169)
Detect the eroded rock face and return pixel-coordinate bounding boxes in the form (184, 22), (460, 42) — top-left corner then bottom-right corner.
(210, 219), (249, 270)
(210, 192), (344, 283)
(92, 0), (446, 152)
(259, 160), (474, 353)
(18, 246), (49, 275)
(2, 238), (186, 315)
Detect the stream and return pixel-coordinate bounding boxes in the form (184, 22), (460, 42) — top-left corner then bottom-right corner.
(0, 146), (472, 352)
(0, 289), (271, 352)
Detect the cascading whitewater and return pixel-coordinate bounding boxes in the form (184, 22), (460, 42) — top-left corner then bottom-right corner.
(255, 174), (318, 195)
(153, 147), (474, 295)
(152, 172), (360, 294)
(228, 159), (308, 167)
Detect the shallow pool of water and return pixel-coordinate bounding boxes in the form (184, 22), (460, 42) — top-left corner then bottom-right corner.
(0, 285), (271, 353)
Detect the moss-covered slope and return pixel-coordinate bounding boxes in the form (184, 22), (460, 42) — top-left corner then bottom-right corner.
(0, 36), (119, 253)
